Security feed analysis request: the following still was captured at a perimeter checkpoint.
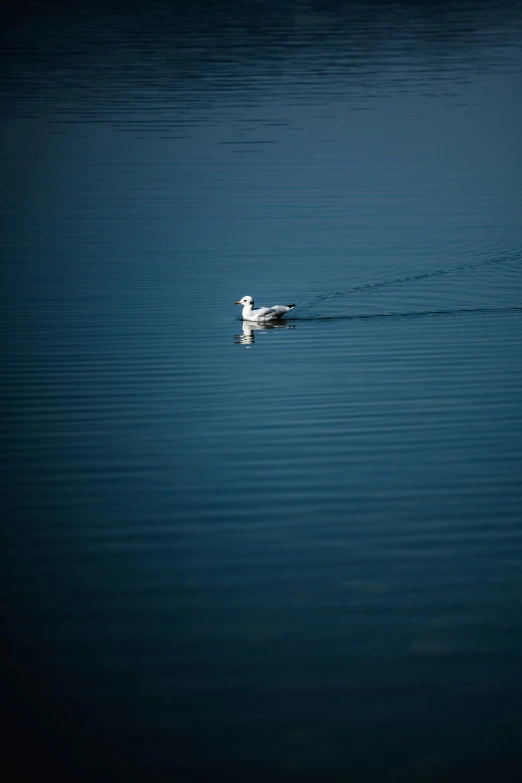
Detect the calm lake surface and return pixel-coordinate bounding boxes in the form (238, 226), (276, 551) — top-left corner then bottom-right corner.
(2, 1), (522, 780)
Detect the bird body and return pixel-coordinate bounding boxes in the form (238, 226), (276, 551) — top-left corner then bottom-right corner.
(234, 295), (295, 323)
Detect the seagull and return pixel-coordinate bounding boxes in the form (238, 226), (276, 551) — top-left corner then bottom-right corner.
(234, 295), (296, 323)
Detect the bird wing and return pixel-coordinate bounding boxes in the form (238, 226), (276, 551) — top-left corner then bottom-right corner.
(269, 305), (291, 317)
(254, 306), (277, 318)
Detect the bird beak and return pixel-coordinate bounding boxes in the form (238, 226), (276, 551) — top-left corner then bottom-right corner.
(234, 301), (241, 305)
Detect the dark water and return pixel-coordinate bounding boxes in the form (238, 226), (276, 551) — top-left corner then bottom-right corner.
(2, 1), (522, 781)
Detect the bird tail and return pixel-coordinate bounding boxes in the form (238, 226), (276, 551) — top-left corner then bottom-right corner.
(288, 304), (296, 308)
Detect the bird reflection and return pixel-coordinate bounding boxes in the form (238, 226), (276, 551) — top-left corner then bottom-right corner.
(234, 321), (294, 344)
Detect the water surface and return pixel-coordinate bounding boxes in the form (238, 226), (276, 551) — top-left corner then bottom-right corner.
(2, 1), (522, 781)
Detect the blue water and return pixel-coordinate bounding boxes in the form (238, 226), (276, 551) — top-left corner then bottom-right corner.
(2, 1), (522, 781)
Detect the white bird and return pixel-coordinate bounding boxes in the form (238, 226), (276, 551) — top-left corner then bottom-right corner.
(234, 295), (295, 323)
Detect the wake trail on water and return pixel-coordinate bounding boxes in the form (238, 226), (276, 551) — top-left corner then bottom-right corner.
(291, 252), (522, 321)
(293, 306), (522, 322)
